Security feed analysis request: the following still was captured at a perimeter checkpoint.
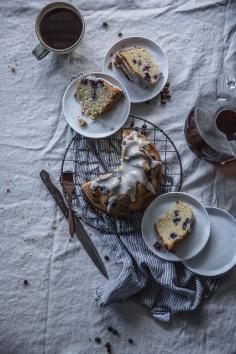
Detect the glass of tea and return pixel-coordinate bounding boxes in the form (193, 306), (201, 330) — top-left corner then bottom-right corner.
(32, 2), (85, 60)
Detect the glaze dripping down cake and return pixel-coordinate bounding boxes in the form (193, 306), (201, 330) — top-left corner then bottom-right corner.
(155, 201), (193, 251)
(114, 47), (161, 87)
(82, 130), (162, 215)
(74, 75), (123, 119)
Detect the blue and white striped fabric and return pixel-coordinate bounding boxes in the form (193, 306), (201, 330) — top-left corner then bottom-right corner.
(94, 232), (224, 322)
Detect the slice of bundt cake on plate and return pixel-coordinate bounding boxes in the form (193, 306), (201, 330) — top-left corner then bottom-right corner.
(74, 75), (123, 119)
(155, 201), (193, 251)
(114, 47), (161, 87)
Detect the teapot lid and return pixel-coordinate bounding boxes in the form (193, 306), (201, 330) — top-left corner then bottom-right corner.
(195, 71), (236, 157)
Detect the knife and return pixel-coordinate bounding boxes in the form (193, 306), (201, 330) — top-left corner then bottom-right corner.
(40, 170), (108, 279)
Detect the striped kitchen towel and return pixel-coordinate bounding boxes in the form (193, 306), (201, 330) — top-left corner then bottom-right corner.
(93, 231), (225, 322)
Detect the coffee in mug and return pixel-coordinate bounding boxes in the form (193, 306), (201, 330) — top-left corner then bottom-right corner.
(32, 2), (85, 60)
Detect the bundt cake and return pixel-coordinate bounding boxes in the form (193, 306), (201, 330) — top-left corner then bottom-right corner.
(114, 47), (161, 87)
(155, 201), (193, 251)
(74, 75), (123, 119)
(82, 130), (162, 216)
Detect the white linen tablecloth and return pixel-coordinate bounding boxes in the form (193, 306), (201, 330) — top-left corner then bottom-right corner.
(0, 0), (236, 353)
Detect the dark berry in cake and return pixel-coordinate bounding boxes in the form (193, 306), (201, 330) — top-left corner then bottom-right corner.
(144, 72), (151, 81)
(173, 217), (181, 224)
(143, 64), (151, 71)
(132, 59), (137, 64)
(175, 210), (180, 217)
(91, 90), (96, 100)
(182, 218), (191, 230)
(170, 232), (177, 239)
(138, 59), (142, 65)
(81, 78), (88, 85)
(153, 74), (158, 79)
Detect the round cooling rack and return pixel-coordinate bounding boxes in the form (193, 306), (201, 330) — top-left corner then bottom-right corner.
(61, 115), (183, 234)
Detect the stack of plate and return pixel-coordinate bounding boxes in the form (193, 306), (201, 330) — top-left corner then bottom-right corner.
(141, 192), (236, 276)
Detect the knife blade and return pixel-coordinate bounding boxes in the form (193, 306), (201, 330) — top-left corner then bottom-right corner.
(40, 170), (108, 279)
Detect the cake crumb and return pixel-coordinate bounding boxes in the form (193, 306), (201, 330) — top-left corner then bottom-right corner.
(78, 118), (87, 127)
(108, 62), (113, 70)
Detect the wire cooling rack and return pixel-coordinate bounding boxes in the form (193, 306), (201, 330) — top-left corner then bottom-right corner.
(61, 115), (183, 234)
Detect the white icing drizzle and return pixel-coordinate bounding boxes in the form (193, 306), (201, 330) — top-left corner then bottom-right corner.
(90, 131), (161, 212)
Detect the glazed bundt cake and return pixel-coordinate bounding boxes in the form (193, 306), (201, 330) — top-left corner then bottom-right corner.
(155, 201), (193, 251)
(114, 47), (161, 87)
(74, 75), (123, 119)
(82, 130), (162, 216)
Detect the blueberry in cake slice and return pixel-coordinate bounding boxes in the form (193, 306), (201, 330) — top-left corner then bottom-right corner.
(82, 129), (162, 216)
(114, 47), (161, 87)
(154, 201), (193, 252)
(74, 75), (123, 119)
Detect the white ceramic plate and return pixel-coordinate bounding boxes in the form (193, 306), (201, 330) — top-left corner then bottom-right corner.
(103, 36), (169, 103)
(62, 72), (130, 138)
(183, 207), (236, 276)
(141, 192), (210, 262)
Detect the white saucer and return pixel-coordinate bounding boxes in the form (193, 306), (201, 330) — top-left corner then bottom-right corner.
(103, 36), (168, 103)
(183, 207), (236, 276)
(62, 72), (130, 138)
(141, 192), (210, 262)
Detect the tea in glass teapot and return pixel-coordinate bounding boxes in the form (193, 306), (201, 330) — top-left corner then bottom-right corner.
(185, 71), (236, 164)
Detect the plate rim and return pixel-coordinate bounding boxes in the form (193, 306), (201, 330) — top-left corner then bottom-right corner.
(141, 191), (211, 262)
(103, 35), (169, 103)
(62, 71), (131, 139)
(183, 206), (236, 276)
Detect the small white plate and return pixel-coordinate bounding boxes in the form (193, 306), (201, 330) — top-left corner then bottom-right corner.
(183, 207), (236, 276)
(103, 36), (169, 103)
(141, 192), (210, 262)
(62, 72), (130, 138)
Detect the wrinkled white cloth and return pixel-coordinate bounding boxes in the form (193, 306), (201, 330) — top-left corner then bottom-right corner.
(0, 0), (236, 354)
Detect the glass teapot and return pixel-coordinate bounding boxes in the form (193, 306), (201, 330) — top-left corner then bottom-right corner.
(185, 70), (236, 164)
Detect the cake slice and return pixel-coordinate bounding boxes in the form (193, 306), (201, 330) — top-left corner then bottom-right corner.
(74, 75), (123, 119)
(154, 201), (193, 251)
(114, 47), (161, 87)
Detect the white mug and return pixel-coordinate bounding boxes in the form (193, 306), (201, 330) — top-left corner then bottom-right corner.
(32, 2), (85, 60)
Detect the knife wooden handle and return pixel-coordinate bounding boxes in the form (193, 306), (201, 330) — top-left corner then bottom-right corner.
(40, 170), (69, 219)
